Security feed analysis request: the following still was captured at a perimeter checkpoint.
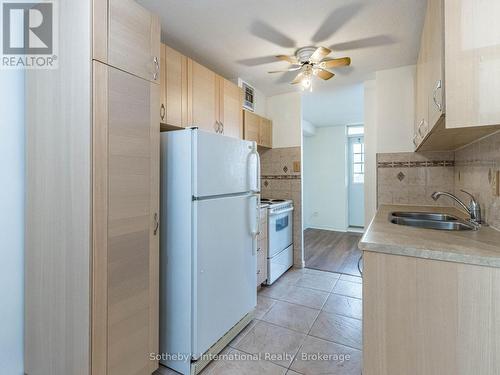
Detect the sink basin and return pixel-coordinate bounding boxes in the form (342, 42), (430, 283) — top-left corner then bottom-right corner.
(389, 212), (477, 231)
(391, 211), (459, 221)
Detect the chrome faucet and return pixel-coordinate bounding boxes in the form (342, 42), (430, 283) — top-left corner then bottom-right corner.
(431, 190), (482, 225)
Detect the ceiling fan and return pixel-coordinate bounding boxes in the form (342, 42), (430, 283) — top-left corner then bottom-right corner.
(268, 46), (351, 90)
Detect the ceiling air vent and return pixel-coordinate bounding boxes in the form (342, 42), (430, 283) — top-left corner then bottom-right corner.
(238, 79), (255, 112)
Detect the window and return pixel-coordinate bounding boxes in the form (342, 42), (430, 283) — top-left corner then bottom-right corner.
(351, 140), (365, 184)
(347, 125), (364, 136)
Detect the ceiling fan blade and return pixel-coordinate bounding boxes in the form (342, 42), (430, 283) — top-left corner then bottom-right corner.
(311, 3), (365, 43)
(276, 55), (300, 64)
(320, 57), (351, 69)
(268, 66), (302, 73)
(291, 72), (304, 84)
(309, 47), (332, 64)
(314, 68), (335, 80)
(250, 20), (296, 48)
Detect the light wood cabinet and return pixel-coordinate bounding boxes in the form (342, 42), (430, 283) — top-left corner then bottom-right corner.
(161, 44), (188, 127)
(445, 0), (500, 128)
(257, 207), (268, 287)
(414, 0), (500, 150)
(259, 117), (273, 148)
(26, 1), (160, 374)
(93, 61), (160, 375)
(243, 110), (260, 143)
(187, 58), (218, 133)
(414, 0), (443, 145)
(218, 76), (243, 139)
(94, 0), (161, 84)
(159, 49), (242, 137)
(363, 251), (500, 375)
(243, 110), (273, 148)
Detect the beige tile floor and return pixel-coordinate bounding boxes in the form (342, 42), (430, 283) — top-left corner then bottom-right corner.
(156, 268), (362, 375)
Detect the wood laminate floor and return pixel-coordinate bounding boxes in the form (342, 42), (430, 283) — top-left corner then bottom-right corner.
(304, 229), (362, 276)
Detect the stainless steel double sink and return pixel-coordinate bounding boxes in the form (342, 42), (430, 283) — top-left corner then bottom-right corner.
(389, 211), (478, 231)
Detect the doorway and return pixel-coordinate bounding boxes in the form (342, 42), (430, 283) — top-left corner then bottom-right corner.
(347, 126), (365, 229)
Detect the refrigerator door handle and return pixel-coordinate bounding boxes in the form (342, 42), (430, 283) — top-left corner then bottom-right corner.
(249, 142), (260, 193)
(249, 193), (259, 255)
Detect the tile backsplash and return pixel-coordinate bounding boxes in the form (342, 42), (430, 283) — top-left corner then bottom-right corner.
(259, 146), (303, 267)
(455, 131), (500, 230)
(377, 151), (455, 207)
(377, 131), (500, 230)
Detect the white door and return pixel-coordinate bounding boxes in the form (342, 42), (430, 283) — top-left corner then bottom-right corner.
(194, 130), (258, 197)
(348, 136), (365, 227)
(192, 194), (258, 358)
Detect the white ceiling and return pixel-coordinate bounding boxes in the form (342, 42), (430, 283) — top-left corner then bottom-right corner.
(138, 0), (426, 96)
(302, 83), (364, 127)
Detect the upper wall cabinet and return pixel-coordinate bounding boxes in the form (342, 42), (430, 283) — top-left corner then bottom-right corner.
(218, 77), (243, 139)
(414, 0), (443, 146)
(414, 0), (500, 151)
(159, 47), (243, 138)
(187, 59), (218, 133)
(445, 0), (500, 128)
(160, 44), (188, 127)
(243, 110), (273, 148)
(93, 0), (161, 83)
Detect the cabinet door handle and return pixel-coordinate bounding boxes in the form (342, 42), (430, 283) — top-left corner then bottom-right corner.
(417, 118), (427, 137)
(214, 121), (220, 133)
(160, 104), (165, 121)
(413, 133), (419, 147)
(152, 56), (159, 81)
(220, 122), (224, 134)
(357, 254), (363, 276)
(432, 79), (442, 112)
(153, 213), (159, 235)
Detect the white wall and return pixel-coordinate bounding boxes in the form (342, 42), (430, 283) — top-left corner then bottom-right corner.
(252, 86), (268, 117)
(303, 125), (348, 231)
(0, 70), (24, 374)
(364, 80), (377, 228)
(266, 92), (302, 148)
(375, 65), (416, 153)
(364, 65), (416, 226)
(302, 119), (316, 137)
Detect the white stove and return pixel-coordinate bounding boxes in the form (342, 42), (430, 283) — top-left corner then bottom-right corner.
(260, 198), (294, 284)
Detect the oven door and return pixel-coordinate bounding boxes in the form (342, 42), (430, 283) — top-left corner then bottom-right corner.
(268, 208), (293, 258)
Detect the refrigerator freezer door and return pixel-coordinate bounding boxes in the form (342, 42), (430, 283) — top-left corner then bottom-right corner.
(192, 194), (258, 358)
(193, 130), (259, 197)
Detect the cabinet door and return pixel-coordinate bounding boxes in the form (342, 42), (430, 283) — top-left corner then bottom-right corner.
(107, 0), (161, 83)
(188, 59), (218, 133)
(427, 0), (444, 130)
(445, 0), (500, 128)
(92, 62), (159, 375)
(259, 118), (273, 148)
(415, 8), (430, 143)
(219, 77), (243, 139)
(243, 110), (260, 143)
(160, 43), (166, 122)
(165, 44), (188, 127)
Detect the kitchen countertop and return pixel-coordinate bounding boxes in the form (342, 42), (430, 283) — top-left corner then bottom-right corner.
(359, 204), (500, 268)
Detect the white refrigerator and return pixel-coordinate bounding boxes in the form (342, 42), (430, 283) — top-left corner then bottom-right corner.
(159, 129), (260, 375)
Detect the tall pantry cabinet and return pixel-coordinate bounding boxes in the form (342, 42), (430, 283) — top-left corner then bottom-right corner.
(25, 0), (160, 374)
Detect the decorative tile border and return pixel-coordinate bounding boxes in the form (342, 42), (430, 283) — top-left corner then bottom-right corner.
(377, 160), (455, 168)
(261, 175), (301, 180)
